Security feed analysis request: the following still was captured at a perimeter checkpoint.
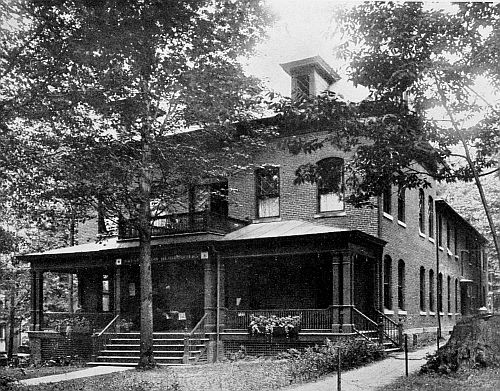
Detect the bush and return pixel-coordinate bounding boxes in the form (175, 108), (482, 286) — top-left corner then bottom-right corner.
(288, 338), (386, 382)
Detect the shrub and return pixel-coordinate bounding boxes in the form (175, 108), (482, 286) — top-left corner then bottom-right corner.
(288, 338), (386, 382)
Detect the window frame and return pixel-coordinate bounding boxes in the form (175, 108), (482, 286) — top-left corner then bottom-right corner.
(428, 196), (434, 238)
(397, 186), (406, 223)
(383, 256), (393, 310)
(255, 165), (280, 219)
(382, 186), (392, 216)
(397, 260), (405, 310)
(418, 189), (425, 233)
(419, 266), (426, 311)
(429, 269), (435, 312)
(316, 157), (345, 213)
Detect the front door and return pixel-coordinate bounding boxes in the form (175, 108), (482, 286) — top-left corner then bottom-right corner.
(353, 254), (376, 318)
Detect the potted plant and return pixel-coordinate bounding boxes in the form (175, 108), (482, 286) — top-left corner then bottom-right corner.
(248, 315), (301, 339)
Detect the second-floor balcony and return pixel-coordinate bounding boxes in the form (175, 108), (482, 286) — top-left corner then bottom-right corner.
(118, 211), (248, 240)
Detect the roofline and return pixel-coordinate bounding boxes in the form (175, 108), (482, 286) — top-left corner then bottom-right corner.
(280, 56), (341, 85)
(435, 199), (487, 243)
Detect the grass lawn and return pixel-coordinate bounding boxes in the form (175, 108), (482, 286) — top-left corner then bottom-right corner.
(379, 367), (500, 391)
(3, 359), (292, 391)
(0, 365), (85, 381)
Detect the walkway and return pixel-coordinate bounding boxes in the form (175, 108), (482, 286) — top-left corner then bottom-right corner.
(284, 342), (444, 391)
(17, 366), (131, 386)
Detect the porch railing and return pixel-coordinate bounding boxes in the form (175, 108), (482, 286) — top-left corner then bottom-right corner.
(375, 309), (403, 347)
(118, 211), (248, 239)
(43, 312), (115, 332)
(225, 306), (343, 331)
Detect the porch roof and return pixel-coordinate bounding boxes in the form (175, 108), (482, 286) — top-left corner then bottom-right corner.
(223, 220), (362, 241)
(18, 232), (223, 261)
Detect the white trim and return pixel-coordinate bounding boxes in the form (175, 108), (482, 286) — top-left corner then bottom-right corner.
(439, 312), (445, 316)
(419, 311), (427, 316)
(429, 311), (436, 316)
(439, 246), (444, 251)
(419, 231), (426, 238)
(314, 211), (347, 218)
(383, 212), (393, 221)
(454, 255), (459, 261)
(383, 309), (395, 315)
(428, 237), (435, 243)
(447, 313), (454, 316)
(397, 220), (407, 228)
(398, 310), (408, 316)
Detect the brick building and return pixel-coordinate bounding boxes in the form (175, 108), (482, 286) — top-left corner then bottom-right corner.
(20, 56), (487, 365)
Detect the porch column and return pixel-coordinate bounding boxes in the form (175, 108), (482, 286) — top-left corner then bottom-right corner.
(204, 256), (217, 333)
(331, 252), (352, 332)
(30, 269), (36, 331)
(114, 266), (121, 317)
(217, 256), (226, 331)
(35, 271), (44, 331)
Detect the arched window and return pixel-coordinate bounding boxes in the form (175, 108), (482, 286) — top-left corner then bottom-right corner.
(419, 189), (425, 233)
(447, 275), (451, 313)
(317, 157), (344, 212)
(384, 255), (393, 310)
(256, 165), (280, 218)
(429, 269), (435, 312)
(438, 272), (443, 313)
(428, 196), (434, 238)
(397, 187), (406, 223)
(420, 267), (426, 311)
(398, 260), (405, 310)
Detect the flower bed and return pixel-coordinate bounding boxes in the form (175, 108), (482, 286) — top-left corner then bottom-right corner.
(248, 315), (301, 339)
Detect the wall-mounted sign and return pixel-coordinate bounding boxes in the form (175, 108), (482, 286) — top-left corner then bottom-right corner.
(128, 283), (136, 297)
(115, 258), (122, 266)
(200, 251), (209, 259)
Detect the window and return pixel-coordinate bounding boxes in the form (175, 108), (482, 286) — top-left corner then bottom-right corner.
(317, 158), (344, 212)
(383, 187), (392, 215)
(429, 269), (435, 312)
(397, 187), (406, 223)
(256, 166), (280, 218)
(447, 276), (451, 313)
(294, 74), (310, 98)
(438, 272), (443, 313)
(446, 221), (451, 250)
(384, 255), (392, 310)
(437, 214), (443, 247)
(102, 274), (110, 312)
(455, 278), (459, 313)
(419, 189), (425, 233)
(428, 196), (434, 238)
(398, 260), (405, 310)
(420, 267), (426, 311)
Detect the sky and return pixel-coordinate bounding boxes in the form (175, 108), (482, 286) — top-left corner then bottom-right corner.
(244, 0), (353, 98)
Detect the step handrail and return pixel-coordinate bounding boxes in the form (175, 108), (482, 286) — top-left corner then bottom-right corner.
(351, 307), (378, 327)
(189, 313), (208, 337)
(96, 314), (120, 338)
(374, 309), (403, 347)
(374, 309), (398, 326)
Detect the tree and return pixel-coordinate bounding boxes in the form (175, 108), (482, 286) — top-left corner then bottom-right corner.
(332, 2), (500, 267)
(6, 0), (273, 368)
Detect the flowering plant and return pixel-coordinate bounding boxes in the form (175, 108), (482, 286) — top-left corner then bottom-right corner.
(248, 315), (301, 338)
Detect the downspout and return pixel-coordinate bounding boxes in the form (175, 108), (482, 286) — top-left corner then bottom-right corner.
(377, 196), (383, 311)
(436, 211), (442, 349)
(212, 245), (221, 362)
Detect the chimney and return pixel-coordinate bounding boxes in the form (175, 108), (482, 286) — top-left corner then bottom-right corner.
(280, 56), (340, 100)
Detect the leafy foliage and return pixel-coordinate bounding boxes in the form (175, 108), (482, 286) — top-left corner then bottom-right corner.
(288, 338), (386, 383)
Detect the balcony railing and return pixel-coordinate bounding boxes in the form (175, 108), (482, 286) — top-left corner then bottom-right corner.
(118, 211), (248, 239)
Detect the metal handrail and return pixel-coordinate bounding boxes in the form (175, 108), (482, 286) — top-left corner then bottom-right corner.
(189, 313), (208, 337)
(351, 307), (378, 327)
(374, 309), (398, 326)
(97, 314), (119, 337)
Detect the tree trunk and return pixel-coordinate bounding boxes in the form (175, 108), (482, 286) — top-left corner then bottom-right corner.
(137, 134), (156, 369)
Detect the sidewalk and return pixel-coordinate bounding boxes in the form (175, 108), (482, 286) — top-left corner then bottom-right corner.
(284, 342), (444, 391)
(17, 366), (131, 386)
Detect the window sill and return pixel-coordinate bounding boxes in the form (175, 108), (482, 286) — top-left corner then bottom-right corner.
(383, 212), (393, 221)
(398, 310), (408, 316)
(420, 311), (427, 316)
(439, 312), (445, 316)
(447, 313), (454, 317)
(429, 311), (436, 316)
(383, 309), (394, 315)
(314, 211), (346, 218)
(454, 255), (459, 261)
(428, 237), (435, 243)
(253, 217), (281, 223)
(419, 231), (426, 238)
(439, 246), (444, 251)
(397, 220), (407, 228)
